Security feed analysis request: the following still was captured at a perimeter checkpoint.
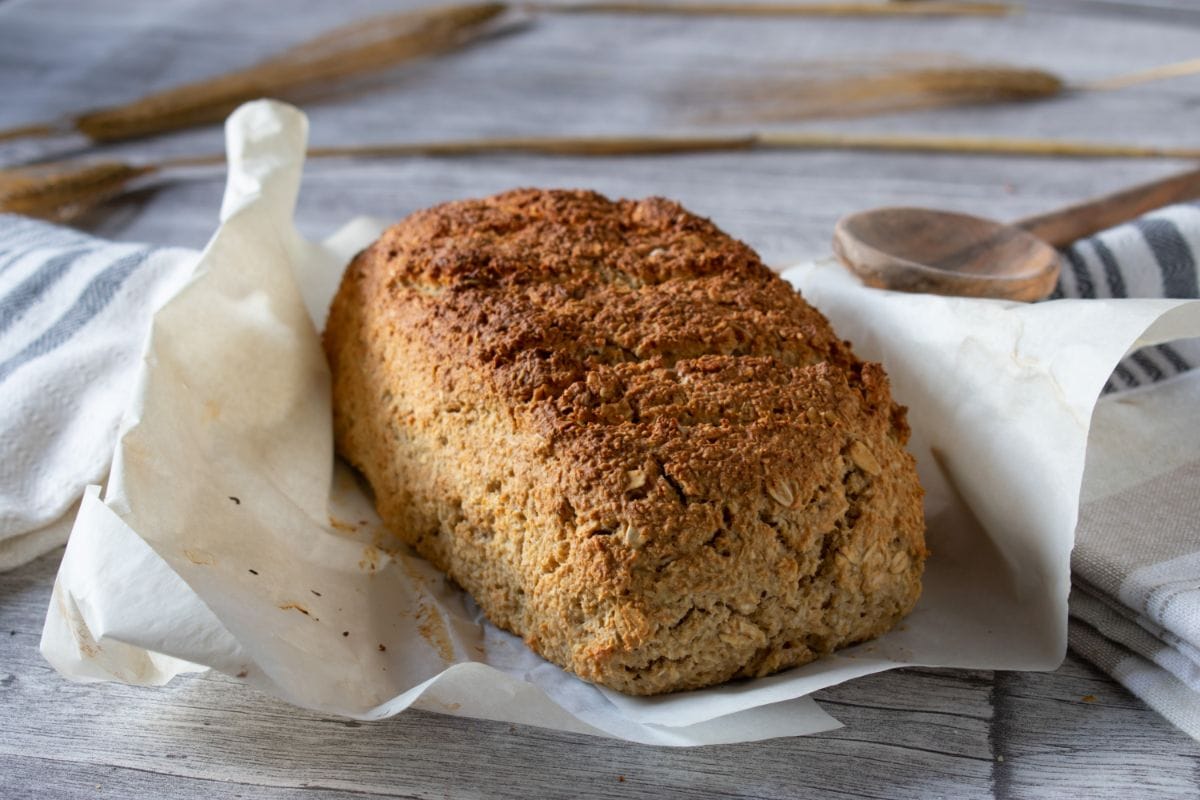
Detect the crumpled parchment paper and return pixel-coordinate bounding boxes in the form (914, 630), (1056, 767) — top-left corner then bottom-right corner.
(40, 100), (1200, 745)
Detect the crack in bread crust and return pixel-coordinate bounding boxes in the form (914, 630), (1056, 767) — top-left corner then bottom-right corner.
(324, 188), (927, 695)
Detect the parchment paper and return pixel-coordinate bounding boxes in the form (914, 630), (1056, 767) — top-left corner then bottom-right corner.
(40, 100), (1200, 745)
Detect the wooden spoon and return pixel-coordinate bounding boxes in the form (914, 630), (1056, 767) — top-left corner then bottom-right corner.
(832, 165), (1200, 301)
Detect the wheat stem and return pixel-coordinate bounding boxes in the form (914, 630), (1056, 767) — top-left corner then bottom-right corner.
(0, 122), (62, 143)
(305, 133), (1200, 160)
(0, 161), (160, 221)
(696, 64), (1067, 124)
(1080, 57), (1200, 92)
(528, 1), (1015, 16)
(158, 154), (230, 170)
(756, 131), (1200, 159)
(304, 135), (760, 159)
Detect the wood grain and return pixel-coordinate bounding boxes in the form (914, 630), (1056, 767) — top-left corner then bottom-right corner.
(1016, 165), (1200, 247)
(3, 0), (1200, 796)
(832, 206), (1061, 300)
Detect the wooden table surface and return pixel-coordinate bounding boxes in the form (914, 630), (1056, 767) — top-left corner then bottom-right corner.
(3, 1), (1200, 797)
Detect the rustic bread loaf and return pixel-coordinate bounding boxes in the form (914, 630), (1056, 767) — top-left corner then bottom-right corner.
(324, 188), (926, 695)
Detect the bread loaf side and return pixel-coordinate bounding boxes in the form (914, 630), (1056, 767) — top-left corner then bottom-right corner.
(324, 188), (926, 695)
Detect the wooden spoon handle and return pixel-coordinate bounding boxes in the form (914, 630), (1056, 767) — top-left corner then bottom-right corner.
(1014, 165), (1200, 248)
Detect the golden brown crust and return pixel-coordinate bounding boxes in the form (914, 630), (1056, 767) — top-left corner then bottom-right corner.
(324, 188), (926, 695)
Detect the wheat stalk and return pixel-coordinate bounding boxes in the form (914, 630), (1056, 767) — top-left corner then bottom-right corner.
(1082, 57), (1200, 92)
(529, 1), (1015, 16)
(0, 161), (161, 222)
(0, 3), (509, 145)
(5, 132), (1199, 222)
(697, 64), (1064, 123)
(691, 54), (1200, 124)
(754, 131), (1200, 158)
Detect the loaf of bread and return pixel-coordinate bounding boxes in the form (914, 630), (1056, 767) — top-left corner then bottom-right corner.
(324, 188), (926, 695)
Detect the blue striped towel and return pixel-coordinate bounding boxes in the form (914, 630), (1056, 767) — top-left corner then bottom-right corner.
(1051, 203), (1200, 392)
(0, 215), (193, 569)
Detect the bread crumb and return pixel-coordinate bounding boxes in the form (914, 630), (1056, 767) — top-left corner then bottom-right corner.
(329, 516), (358, 533)
(278, 602), (310, 616)
(183, 549), (214, 566)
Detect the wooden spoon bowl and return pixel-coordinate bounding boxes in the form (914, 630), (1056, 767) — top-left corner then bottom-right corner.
(832, 165), (1200, 302)
(833, 207), (1061, 302)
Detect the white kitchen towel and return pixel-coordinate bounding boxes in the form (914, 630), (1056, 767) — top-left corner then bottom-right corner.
(0, 214), (194, 570)
(1056, 203), (1200, 740)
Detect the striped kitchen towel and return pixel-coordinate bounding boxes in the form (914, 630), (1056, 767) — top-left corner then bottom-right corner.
(1068, 368), (1200, 740)
(1054, 201), (1200, 740)
(1051, 202), (1200, 391)
(0, 214), (193, 570)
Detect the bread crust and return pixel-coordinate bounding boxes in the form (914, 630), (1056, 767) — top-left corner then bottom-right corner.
(324, 188), (926, 695)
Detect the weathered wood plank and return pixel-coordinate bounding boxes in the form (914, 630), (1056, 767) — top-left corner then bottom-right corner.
(993, 666), (1200, 800)
(0, 754), (385, 800)
(4, 0), (1200, 796)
